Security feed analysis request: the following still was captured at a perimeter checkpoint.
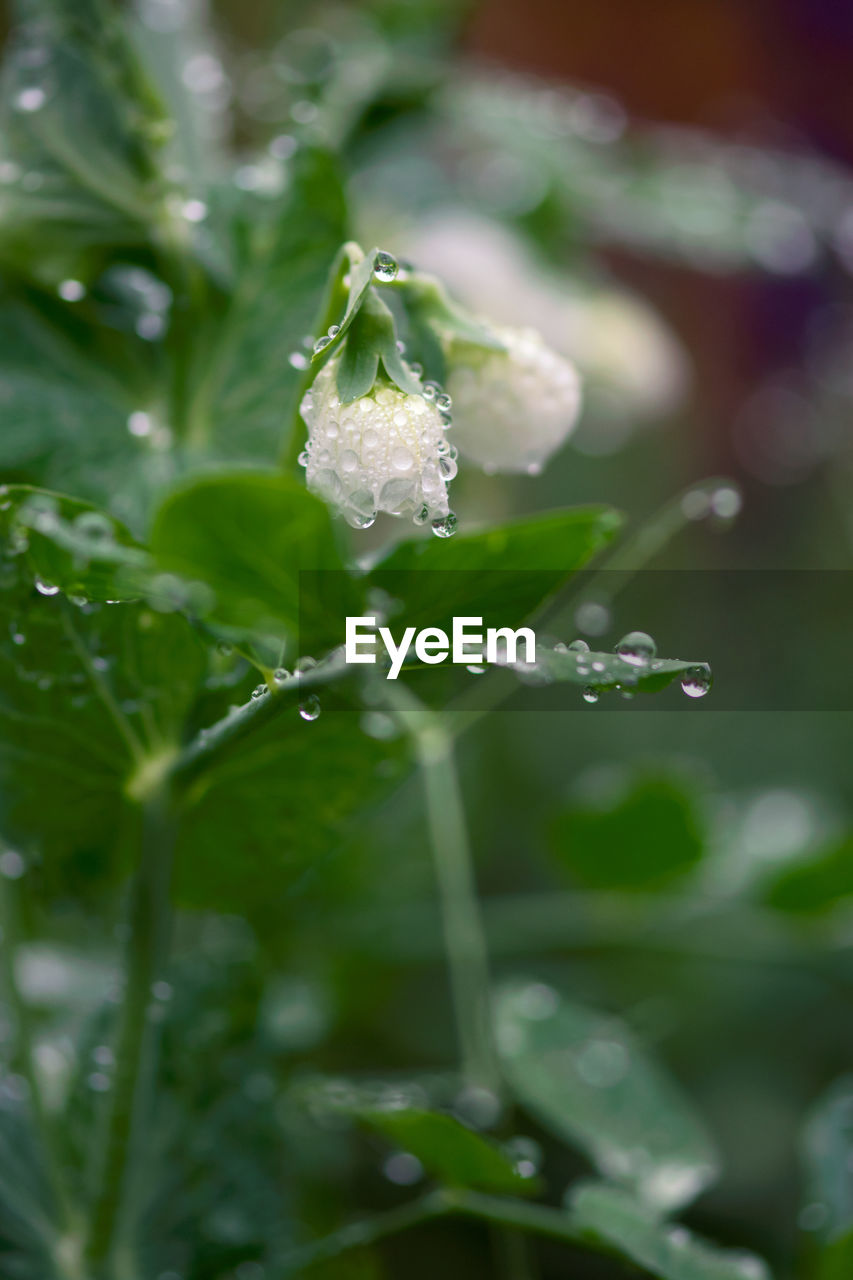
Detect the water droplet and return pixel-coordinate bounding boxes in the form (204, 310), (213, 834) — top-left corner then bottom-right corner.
(413, 504), (430, 526)
(251, 684), (267, 699)
(327, 323), (340, 337)
(568, 638), (590, 652)
(436, 392), (452, 412)
(34, 576), (60, 596)
(681, 664), (712, 698)
(313, 334), (331, 353)
(422, 381), (438, 402)
(373, 250), (398, 282)
(15, 86), (47, 113)
(392, 446), (414, 471)
(0, 850), (26, 879)
(273, 667), (291, 685)
(710, 485), (742, 519)
(466, 663), (486, 674)
(615, 630), (656, 668)
(74, 511), (113, 541)
(505, 1135), (542, 1178)
(575, 601), (610, 636)
(58, 279), (85, 302)
(582, 687), (599, 704)
(299, 695), (321, 721)
(127, 411), (153, 437)
(431, 512), (457, 538)
(383, 1151), (423, 1185)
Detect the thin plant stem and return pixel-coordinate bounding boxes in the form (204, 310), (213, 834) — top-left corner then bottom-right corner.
(84, 793), (176, 1275)
(407, 703), (500, 1092)
(275, 1189), (584, 1275)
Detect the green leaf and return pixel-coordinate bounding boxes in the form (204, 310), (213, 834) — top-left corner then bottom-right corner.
(0, 575), (206, 883)
(197, 148), (348, 460)
(568, 1183), (771, 1280)
(368, 506), (622, 634)
(355, 1108), (539, 1197)
(803, 1077), (853, 1244)
(549, 774), (705, 891)
(312, 243), (378, 367)
(173, 707), (407, 919)
(762, 837), (853, 915)
(148, 470), (351, 644)
(0, 0), (169, 260)
(494, 980), (719, 1211)
(530, 644), (712, 699)
(1, 485), (149, 602)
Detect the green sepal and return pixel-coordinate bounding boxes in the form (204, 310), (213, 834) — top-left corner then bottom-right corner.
(310, 242), (382, 368)
(336, 290), (422, 404)
(402, 275), (507, 353)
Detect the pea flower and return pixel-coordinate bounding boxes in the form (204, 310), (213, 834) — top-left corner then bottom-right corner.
(299, 356), (456, 531)
(446, 326), (582, 474)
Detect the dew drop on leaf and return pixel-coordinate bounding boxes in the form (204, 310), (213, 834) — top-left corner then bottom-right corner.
(616, 630), (656, 668)
(681, 664), (712, 698)
(373, 250), (399, 282)
(299, 695), (321, 721)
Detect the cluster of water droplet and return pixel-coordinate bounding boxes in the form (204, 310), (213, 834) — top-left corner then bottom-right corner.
(546, 630), (713, 703)
(446, 326), (581, 475)
(299, 354), (457, 534)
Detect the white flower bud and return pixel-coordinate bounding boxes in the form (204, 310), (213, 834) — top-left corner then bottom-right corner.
(299, 358), (454, 529)
(446, 327), (581, 475)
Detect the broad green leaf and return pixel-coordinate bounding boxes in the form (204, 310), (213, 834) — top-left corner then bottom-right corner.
(549, 774), (705, 891)
(355, 1108), (538, 1196)
(1, 484), (149, 601)
(368, 506), (622, 634)
(173, 707), (408, 919)
(194, 148), (347, 461)
(494, 980), (719, 1211)
(0, 0), (170, 262)
(568, 1183), (771, 1280)
(0, 564), (206, 881)
(148, 470), (352, 644)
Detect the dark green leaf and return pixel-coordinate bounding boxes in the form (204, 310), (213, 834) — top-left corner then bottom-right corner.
(762, 837), (853, 915)
(494, 980), (719, 1211)
(369, 506), (622, 634)
(549, 774), (705, 891)
(356, 1108), (539, 1196)
(1, 484), (149, 602)
(148, 470), (351, 644)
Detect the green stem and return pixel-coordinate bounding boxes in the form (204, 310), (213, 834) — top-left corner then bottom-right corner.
(276, 1189), (584, 1275)
(388, 689), (500, 1093)
(85, 793), (176, 1275)
(416, 722), (501, 1092)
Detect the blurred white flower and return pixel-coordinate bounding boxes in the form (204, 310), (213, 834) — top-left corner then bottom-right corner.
(447, 327), (581, 474)
(300, 358), (455, 529)
(404, 211), (689, 430)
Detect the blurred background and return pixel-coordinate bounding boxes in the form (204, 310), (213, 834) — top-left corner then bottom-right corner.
(3, 2), (853, 1278)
